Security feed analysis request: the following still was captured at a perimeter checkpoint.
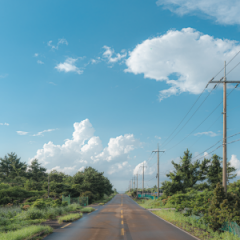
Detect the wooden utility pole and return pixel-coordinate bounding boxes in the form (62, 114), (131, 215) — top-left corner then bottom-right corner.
(153, 144), (165, 197)
(208, 61), (240, 192)
(142, 162), (144, 196)
(136, 173), (138, 198)
(48, 175), (50, 198)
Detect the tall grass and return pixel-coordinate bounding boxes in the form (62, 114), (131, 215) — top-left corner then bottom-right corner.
(81, 207), (95, 213)
(153, 210), (240, 240)
(135, 198), (175, 209)
(0, 206), (22, 218)
(16, 203), (83, 220)
(0, 225), (52, 240)
(58, 213), (82, 224)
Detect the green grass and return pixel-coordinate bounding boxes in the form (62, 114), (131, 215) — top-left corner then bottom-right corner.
(153, 210), (240, 240)
(0, 225), (52, 240)
(81, 207), (95, 213)
(58, 213), (83, 224)
(0, 203), (83, 234)
(98, 203), (104, 205)
(135, 198), (175, 209)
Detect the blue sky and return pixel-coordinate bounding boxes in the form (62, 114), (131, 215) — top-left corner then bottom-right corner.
(1, 0), (240, 192)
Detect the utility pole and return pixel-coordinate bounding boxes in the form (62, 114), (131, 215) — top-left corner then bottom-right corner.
(142, 162), (144, 196)
(133, 176), (135, 190)
(207, 61), (240, 193)
(153, 143), (165, 197)
(48, 175), (49, 198)
(136, 173), (138, 198)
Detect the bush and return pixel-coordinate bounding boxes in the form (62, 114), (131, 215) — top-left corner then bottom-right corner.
(25, 208), (45, 220)
(32, 199), (46, 209)
(204, 183), (240, 231)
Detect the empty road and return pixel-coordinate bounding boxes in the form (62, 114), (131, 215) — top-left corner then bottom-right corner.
(43, 194), (197, 240)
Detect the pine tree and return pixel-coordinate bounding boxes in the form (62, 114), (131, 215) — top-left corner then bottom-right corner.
(162, 149), (210, 195)
(207, 154), (236, 189)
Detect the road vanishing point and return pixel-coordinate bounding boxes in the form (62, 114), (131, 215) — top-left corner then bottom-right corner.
(44, 194), (197, 240)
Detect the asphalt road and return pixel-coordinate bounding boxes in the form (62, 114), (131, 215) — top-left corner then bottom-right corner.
(43, 194), (197, 240)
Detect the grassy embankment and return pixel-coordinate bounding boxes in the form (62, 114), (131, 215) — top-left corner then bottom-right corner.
(134, 198), (240, 240)
(135, 198), (175, 209)
(153, 210), (239, 240)
(0, 225), (52, 240)
(58, 213), (83, 224)
(81, 207), (95, 213)
(0, 203), (83, 239)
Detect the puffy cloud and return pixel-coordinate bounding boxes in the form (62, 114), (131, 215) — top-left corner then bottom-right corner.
(33, 129), (57, 137)
(103, 46), (127, 63)
(34, 53), (39, 57)
(93, 134), (140, 162)
(55, 57), (83, 74)
(37, 60), (44, 64)
(156, 0), (240, 25)
(79, 166), (85, 172)
(229, 155), (240, 176)
(133, 161), (155, 176)
(17, 131), (28, 135)
(125, 28), (240, 101)
(108, 161), (130, 175)
(47, 165), (76, 174)
(194, 131), (218, 137)
(0, 123), (9, 126)
(31, 119), (140, 174)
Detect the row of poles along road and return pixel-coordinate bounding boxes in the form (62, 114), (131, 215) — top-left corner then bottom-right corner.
(129, 61), (240, 194)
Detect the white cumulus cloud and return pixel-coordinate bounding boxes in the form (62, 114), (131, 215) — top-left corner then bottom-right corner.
(55, 58), (83, 74)
(156, 0), (240, 25)
(194, 131), (218, 137)
(229, 154), (240, 176)
(17, 131), (28, 135)
(125, 28), (240, 101)
(133, 161), (155, 176)
(31, 119), (140, 174)
(108, 161), (130, 175)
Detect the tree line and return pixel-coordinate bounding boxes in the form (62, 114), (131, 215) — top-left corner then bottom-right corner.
(0, 152), (114, 204)
(161, 149), (236, 196)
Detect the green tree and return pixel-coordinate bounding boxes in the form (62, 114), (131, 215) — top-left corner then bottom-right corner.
(0, 152), (27, 181)
(27, 159), (47, 182)
(207, 154), (236, 189)
(161, 149), (210, 196)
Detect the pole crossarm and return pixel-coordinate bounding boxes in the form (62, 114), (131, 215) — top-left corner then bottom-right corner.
(210, 81), (240, 83)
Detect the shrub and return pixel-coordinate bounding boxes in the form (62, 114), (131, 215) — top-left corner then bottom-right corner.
(204, 183), (240, 231)
(32, 199), (46, 209)
(25, 208), (44, 220)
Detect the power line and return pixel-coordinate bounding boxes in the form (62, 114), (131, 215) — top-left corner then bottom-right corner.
(165, 85), (237, 153)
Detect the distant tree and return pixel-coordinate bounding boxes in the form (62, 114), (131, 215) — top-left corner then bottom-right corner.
(0, 152), (27, 180)
(27, 159), (47, 182)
